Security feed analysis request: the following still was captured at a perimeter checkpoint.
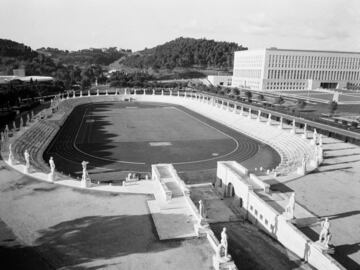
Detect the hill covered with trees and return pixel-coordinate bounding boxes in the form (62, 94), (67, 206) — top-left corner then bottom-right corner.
(37, 47), (131, 67)
(116, 37), (247, 71)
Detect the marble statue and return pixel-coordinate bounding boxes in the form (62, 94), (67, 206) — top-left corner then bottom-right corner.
(24, 149), (30, 173)
(278, 117), (283, 129)
(81, 161), (91, 187)
(88, 90), (91, 96)
(96, 89), (100, 96)
(49, 156), (55, 174)
(290, 119), (296, 134)
(257, 110), (261, 121)
(199, 200), (206, 219)
(216, 227), (230, 260)
(285, 192), (295, 219)
(318, 217), (331, 248)
(48, 156), (56, 181)
(267, 113), (272, 125)
(248, 108), (252, 118)
(8, 144), (14, 165)
(106, 89), (109, 95)
(319, 135), (323, 146)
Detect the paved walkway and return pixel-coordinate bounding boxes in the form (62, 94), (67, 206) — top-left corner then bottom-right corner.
(286, 136), (360, 270)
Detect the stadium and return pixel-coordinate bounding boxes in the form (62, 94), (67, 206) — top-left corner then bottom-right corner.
(1, 89), (360, 270)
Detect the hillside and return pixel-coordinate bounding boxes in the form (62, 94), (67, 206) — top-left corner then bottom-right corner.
(37, 47), (132, 67)
(111, 37), (247, 73)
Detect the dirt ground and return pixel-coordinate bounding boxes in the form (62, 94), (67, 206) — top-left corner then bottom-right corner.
(0, 160), (213, 270)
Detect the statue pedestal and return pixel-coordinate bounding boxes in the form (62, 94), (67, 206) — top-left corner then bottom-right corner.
(302, 133), (307, 139)
(24, 166), (30, 174)
(8, 158), (14, 166)
(48, 172), (56, 182)
(194, 219), (209, 237)
(267, 120), (271, 126)
(314, 241), (335, 254)
(290, 129), (296, 134)
(296, 166), (306, 176)
(283, 212), (295, 221)
(310, 139), (316, 145)
(81, 177), (91, 188)
(310, 159), (318, 168)
(212, 255), (235, 270)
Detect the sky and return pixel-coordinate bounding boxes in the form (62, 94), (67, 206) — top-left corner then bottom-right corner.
(1, 0), (360, 52)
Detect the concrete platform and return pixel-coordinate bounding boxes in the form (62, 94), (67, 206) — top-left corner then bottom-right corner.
(147, 197), (198, 240)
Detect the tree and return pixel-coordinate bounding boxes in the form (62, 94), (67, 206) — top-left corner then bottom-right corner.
(244, 91), (252, 102)
(329, 101), (338, 115)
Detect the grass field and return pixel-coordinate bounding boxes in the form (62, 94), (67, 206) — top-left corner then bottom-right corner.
(45, 102), (280, 183)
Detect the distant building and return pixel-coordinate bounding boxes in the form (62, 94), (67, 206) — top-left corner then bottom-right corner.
(13, 68), (26, 77)
(232, 48), (360, 91)
(207, 75), (232, 87)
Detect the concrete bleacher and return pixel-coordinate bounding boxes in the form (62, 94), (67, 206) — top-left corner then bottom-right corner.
(12, 120), (59, 173)
(182, 98), (317, 178)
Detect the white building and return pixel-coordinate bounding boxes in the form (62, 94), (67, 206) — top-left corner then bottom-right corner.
(232, 48), (360, 91)
(207, 75), (232, 87)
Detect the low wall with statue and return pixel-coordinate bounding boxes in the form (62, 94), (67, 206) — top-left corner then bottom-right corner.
(215, 160), (345, 270)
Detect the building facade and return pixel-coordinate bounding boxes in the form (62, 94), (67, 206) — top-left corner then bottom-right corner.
(232, 48), (360, 91)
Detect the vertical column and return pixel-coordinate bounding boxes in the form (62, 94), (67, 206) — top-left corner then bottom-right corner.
(257, 110), (261, 122)
(248, 108), (252, 119)
(278, 117), (283, 129)
(267, 113), (272, 126)
(290, 119), (296, 134)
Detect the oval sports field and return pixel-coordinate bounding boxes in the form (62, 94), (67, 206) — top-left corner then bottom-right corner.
(44, 101), (280, 183)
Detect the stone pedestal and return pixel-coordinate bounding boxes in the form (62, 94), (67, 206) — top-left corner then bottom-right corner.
(296, 166), (306, 176)
(302, 132), (308, 139)
(314, 241), (335, 254)
(48, 172), (56, 182)
(24, 166), (30, 174)
(310, 138), (316, 145)
(212, 255), (235, 270)
(310, 159), (318, 168)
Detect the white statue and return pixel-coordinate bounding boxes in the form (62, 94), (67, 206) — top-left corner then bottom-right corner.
(291, 119), (296, 134)
(96, 89), (100, 96)
(88, 90), (91, 96)
(8, 144), (14, 165)
(216, 227), (230, 261)
(49, 156), (55, 174)
(199, 200), (206, 219)
(285, 192), (295, 219)
(24, 149), (30, 173)
(267, 113), (272, 125)
(318, 134), (322, 146)
(302, 156), (307, 171)
(318, 217), (331, 248)
(48, 156), (56, 181)
(81, 161), (91, 187)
